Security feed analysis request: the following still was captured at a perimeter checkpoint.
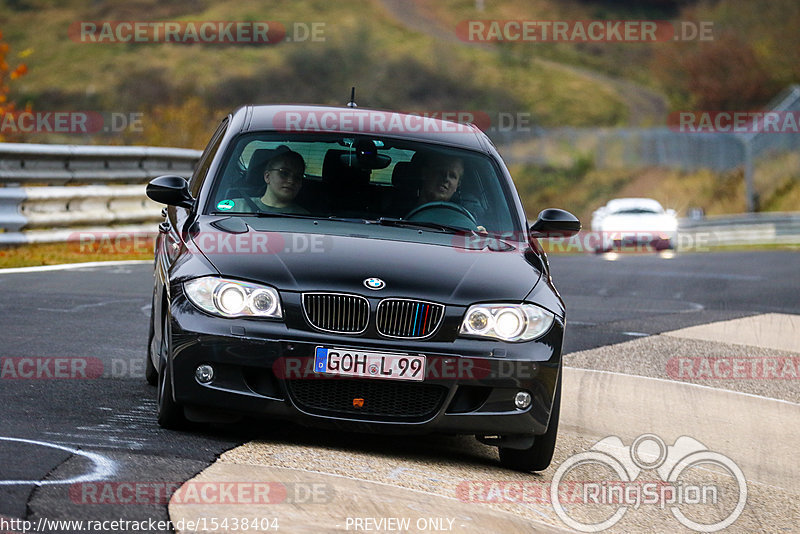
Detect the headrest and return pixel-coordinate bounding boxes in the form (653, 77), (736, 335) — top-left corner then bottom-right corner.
(322, 149), (370, 186)
(391, 161), (418, 191)
(391, 152), (427, 191)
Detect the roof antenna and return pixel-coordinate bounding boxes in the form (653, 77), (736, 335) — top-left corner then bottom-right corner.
(347, 87), (357, 108)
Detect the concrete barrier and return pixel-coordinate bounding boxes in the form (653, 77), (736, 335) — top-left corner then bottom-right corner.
(561, 367), (800, 493)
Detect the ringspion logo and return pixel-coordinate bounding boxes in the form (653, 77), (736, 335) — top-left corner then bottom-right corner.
(550, 434), (746, 532)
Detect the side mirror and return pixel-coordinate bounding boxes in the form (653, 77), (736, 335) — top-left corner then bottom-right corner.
(530, 208), (581, 238)
(146, 175), (195, 209)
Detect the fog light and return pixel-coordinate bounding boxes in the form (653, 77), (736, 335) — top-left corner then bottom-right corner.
(514, 391), (532, 410)
(195, 364), (214, 383)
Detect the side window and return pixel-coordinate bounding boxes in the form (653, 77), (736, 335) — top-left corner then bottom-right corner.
(189, 118), (229, 197)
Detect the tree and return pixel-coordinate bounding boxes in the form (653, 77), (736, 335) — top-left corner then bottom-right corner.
(0, 29), (30, 142)
(652, 31), (775, 110)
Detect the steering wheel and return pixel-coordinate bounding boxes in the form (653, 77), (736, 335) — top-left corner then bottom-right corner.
(405, 201), (478, 228)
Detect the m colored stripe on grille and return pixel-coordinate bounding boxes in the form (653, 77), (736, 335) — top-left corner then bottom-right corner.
(376, 299), (444, 338)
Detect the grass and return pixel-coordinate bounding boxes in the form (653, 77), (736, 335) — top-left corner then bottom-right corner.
(0, 231), (795, 270)
(0, 241), (154, 269)
(515, 163), (750, 224)
(2, 0), (628, 149)
(508, 146), (800, 224)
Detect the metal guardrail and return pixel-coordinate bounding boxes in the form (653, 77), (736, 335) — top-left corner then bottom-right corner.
(1, 142), (798, 248)
(495, 85), (800, 213)
(0, 143), (202, 245)
(0, 142), (201, 185)
(678, 212), (800, 248)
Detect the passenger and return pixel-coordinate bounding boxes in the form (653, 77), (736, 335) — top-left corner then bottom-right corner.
(256, 150), (309, 214)
(231, 149), (309, 214)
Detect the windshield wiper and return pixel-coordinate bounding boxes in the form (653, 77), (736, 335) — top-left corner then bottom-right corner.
(211, 211), (372, 223)
(375, 217), (476, 235)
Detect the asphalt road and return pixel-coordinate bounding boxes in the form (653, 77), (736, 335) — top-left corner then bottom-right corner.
(0, 251), (797, 530)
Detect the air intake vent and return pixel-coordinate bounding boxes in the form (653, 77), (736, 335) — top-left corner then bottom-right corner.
(287, 379), (447, 421)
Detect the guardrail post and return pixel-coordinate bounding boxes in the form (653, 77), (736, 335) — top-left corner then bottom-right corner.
(742, 138), (758, 213)
(0, 187), (28, 233)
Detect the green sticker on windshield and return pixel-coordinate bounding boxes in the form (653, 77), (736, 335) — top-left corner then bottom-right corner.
(217, 199), (235, 211)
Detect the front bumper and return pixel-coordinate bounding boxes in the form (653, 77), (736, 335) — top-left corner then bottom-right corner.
(167, 292), (564, 437)
(598, 231), (676, 251)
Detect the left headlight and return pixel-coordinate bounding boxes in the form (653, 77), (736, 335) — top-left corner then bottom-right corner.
(459, 303), (554, 342)
(184, 277), (282, 319)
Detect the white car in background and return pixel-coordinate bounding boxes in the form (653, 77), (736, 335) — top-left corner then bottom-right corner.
(591, 198), (678, 252)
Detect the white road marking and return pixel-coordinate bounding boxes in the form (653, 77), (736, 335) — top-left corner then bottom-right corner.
(0, 260), (150, 275)
(37, 298), (143, 313)
(0, 436), (117, 486)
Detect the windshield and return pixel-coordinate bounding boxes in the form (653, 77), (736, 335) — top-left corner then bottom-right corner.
(206, 132), (520, 235)
(613, 208), (662, 215)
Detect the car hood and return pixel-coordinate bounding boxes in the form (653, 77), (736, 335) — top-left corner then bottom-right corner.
(190, 223), (541, 304)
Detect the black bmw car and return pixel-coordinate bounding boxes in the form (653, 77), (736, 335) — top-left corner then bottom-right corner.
(145, 105), (580, 472)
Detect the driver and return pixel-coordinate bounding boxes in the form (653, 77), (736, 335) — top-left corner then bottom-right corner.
(412, 153), (487, 233)
(416, 154), (464, 205)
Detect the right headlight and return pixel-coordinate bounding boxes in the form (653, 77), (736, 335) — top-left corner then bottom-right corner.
(459, 303), (554, 342)
(183, 276), (282, 319)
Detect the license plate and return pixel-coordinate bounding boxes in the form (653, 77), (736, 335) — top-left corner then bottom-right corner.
(313, 347), (425, 381)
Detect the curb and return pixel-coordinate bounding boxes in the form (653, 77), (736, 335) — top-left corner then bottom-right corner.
(169, 464), (569, 534)
(561, 366), (799, 494)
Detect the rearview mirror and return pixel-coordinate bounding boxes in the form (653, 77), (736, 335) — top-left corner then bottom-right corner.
(529, 208), (581, 238)
(146, 175), (195, 209)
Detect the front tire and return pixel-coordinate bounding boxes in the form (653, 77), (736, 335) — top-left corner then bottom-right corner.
(145, 350), (158, 386)
(145, 288), (159, 386)
(499, 371), (561, 472)
(156, 314), (186, 429)
(145, 312), (158, 386)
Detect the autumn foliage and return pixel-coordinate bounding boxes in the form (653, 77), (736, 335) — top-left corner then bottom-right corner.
(0, 29), (30, 142)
